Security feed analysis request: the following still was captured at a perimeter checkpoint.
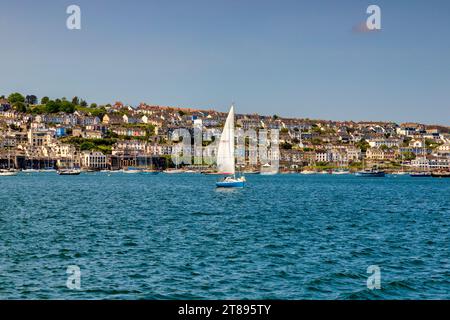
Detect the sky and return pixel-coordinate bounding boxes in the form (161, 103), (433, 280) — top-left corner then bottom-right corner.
(0, 0), (449, 125)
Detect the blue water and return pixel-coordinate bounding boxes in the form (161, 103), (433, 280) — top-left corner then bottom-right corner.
(0, 173), (449, 299)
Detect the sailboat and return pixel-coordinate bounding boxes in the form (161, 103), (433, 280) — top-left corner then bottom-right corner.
(57, 149), (81, 175)
(355, 157), (385, 177)
(0, 141), (18, 176)
(410, 138), (431, 177)
(392, 152), (408, 175)
(215, 104), (246, 188)
(143, 155), (159, 175)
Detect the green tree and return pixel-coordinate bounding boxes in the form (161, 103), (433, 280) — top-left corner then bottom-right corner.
(90, 106), (106, 118)
(60, 100), (75, 113)
(45, 100), (60, 113)
(356, 139), (370, 152)
(25, 95), (38, 105)
(72, 96), (80, 105)
(13, 101), (27, 113)
(402, 151), (416, 161)
(41, 96), (50, 104)
(90, 103), (98, 108)
(80, 99), (88, 107)
(80, 141), (96, 151)
(8, 92), (25, 104)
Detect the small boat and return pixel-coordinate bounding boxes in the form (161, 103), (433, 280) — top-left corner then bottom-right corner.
(57, 169), (81, 175)
(410, 172), (432, 177)
(22, 169), (40, 173)
(242, 171), (260, 175)
(163, 169), (184, 174)
(431, 171), (450, 178)
(0, 169), (18, 176)
(202, 171), (223, 175)
(355, 168), (386, 177)
(215, 104), (246, 188)
(332, 169), (350, 175)
(1, 145), (17, 176)
(260, 163), (278, 175)
(391, 171), (409, 175)
(142, 169), (159, 175)
(184, 170), (199, 174)
(122, 167), (142, 174)
(300, 170), (316, 175)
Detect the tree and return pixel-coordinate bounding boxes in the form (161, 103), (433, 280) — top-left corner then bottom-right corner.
(90, 106), (106, 118)
(273, 114), (279, 120)
(25, 95), (38, 105)
(45, 100), (60, 113)
(80, 99), (88, 107)
(356, 139), (370, 152)
(13, 101), (27, 113)
(60, 100), (75, 113)
(72, 96), (80, 105)
(41, 96), (50, 104)
(80, 141), (96, 151)
(402, 151), (416, 161)
(8, 92), (25, 104)
(90, 103), (97, 108)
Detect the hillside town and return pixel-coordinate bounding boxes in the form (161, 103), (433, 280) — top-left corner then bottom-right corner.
(1, 92), (449, 172)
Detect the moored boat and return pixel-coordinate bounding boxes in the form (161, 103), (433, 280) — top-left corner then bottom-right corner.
(0, 169), (18, 176)
(142, 169), (160, 175)
(431, 171), (450, 178)
(260, 163), (278, 175)
(57, 169), (81, 175)
(332, 169), (350, 175)
(410, 172), (432, 177)
(163, 169), (184, 174)
(355, 168), (386, 177)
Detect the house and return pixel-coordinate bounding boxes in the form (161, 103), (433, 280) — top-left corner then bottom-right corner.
(366, 148), (396, 161)
(112, 127), (146, 137)
(367, 138), (401, 148)
(28, 129), (53, 147)
(103, 113), (124, 125)
(123, 114), (141, 124)
(0, 98), (10, 111)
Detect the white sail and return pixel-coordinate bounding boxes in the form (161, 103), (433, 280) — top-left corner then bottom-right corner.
(217, 105), (235, 175)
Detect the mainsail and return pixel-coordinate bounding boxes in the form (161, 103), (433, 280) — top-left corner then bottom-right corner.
(217, 105), (235, 175)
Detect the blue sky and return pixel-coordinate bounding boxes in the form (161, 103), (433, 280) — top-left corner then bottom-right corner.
(1, 0), (449, 124)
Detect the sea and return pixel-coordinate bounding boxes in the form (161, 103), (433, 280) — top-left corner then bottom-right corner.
(0, 172), (449, 299)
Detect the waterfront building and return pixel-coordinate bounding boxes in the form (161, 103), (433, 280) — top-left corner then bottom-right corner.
(81, 151), (107, 169)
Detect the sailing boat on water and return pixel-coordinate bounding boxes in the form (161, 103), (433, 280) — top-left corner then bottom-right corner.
(0, 143), (18, 176)
(215, 104), (246, 188)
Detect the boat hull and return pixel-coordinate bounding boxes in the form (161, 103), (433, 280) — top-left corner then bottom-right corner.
(57, 171), (81, 176)
(0, 172), (18, 176)
(355, 172), (385, 177)
(216, 181), (245, 188)
(410, 173), (431, 177)
(431, 173), (450, 178)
